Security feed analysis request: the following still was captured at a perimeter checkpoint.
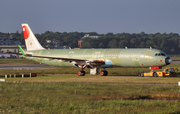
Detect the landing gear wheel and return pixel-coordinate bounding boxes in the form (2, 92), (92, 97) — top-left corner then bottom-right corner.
(105, 71), (108, 76)
(139, 72), (144, 77)
(100, 70), (108, 76)
(78, 70), (85, 76)
(153, 72), (158, 77)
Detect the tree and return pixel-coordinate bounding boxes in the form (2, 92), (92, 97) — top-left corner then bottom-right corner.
(119, 40), (128, 48)
(108, 39), (117, 48)
(98, 42), (105, 48)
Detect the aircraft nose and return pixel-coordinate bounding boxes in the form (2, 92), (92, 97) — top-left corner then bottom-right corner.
(165, 57), (172, 65)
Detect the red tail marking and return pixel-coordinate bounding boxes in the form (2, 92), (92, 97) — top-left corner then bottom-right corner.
(22, 25), (30, 40)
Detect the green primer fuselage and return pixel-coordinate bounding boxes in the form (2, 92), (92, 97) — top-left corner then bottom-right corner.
(25, 48), (168, 68)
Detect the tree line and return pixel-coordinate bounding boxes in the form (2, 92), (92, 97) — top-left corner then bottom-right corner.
(0, 31), (180, 54)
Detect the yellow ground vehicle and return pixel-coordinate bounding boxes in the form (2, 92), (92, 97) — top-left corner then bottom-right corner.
(139, 68), (177, 77)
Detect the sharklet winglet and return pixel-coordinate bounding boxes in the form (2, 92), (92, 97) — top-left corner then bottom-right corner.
(18, 45), (25, 55)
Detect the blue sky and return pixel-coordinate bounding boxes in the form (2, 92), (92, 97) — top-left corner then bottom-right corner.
(0, 0), (180, 34)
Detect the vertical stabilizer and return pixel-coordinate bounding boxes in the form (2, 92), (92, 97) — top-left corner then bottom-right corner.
(22, 24), (45, 51)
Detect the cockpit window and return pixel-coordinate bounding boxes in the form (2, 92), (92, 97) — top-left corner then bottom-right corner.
(161, 53), (166, 56)
(155, 53), (166, 56)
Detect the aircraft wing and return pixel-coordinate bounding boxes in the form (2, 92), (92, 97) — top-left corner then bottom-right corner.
(26, 54), (85, 61)
(1, 45), (105, 67)
(2, 51), (105, 67)
(24, 54), (105, 67)
(4, 45), (105, 67)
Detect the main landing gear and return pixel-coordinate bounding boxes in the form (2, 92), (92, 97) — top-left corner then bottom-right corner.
(78, 66), (86, 76)
(100, 68), (108, 76)
(77, 66), (109, 76)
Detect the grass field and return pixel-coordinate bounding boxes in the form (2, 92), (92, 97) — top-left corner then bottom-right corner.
(0, 58), (38, 64)
(1, 81), (180, 113)
(4, 75), (180, 84)
(170, 56), (180, 61)
(1, 58), (180, 113)
(2, 75), (180, 113)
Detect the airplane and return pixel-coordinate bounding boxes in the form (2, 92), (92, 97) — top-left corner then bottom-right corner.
(18, 23), (172, 76)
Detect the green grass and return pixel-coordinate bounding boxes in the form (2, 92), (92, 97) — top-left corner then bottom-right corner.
(3, 75), (180, 84)
(0, 82), (180, 113)
(1, 58), (180, 113)
(170, 56), (180, 61)
(0, 58), (38, 64)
